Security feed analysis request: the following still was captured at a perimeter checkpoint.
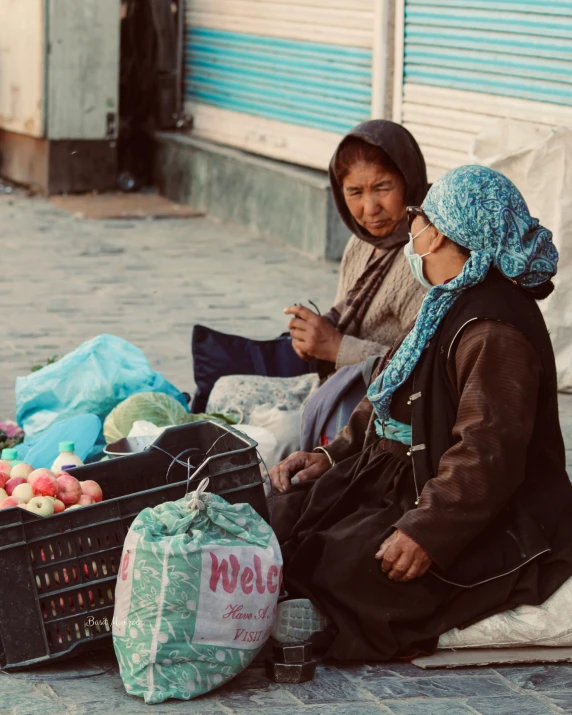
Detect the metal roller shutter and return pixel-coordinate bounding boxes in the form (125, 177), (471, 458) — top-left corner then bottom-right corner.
(184, 0), (377, 170)
(394, 0), (572, 181)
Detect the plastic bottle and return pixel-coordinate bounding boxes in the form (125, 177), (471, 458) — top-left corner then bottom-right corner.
(1, 449), (19, 468)
(51, 442), (84, 473)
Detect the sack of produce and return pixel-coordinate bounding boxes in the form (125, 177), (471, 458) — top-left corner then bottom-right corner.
(113, 478), (282, 704)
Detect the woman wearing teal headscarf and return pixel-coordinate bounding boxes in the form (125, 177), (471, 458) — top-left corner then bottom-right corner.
(269, 165), (572, 661)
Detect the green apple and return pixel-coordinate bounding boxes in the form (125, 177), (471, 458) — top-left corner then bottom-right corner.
(12, 483), (34, 504)
(27, 496), (55, 517)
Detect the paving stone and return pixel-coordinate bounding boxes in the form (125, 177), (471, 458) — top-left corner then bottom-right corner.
(466, 695), (559, 714)
(226, 707), (391, 715)
(210, 666), (302, 708)
(359, 674), (514, 700)
(494, 665), (572, 691)
(540, 690), (572, 713)
(116, 695), (228, 715)
(10, 704), (75, 715)
(341, 662), (498, 682)
(282, 665), (376, 704)
(29, 668), (226, 714)
(383, 699), (474, 715)
(0, 676), (75, 714)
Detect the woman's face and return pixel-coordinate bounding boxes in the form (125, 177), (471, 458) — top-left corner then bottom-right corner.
(409, 213), (468, 286)
(342, 160), (407, 239)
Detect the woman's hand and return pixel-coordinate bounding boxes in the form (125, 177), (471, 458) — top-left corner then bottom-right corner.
(269, 451), (331, 494)
(284, 305), (343, 363)
(375, 529), (432, 582)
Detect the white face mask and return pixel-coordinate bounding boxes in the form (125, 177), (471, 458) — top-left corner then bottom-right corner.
(404, 222), (433, 290)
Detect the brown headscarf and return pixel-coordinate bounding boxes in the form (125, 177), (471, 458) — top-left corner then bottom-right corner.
(324, 120), (428, 339)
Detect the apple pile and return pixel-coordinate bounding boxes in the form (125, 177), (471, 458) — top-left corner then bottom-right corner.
(0, 460), (103, 517)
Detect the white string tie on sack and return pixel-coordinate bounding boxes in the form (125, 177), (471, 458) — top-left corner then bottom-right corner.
(188, 477), (210, 512)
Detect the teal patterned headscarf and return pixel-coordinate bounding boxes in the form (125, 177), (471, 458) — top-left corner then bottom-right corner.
(367, 164), (558, 424)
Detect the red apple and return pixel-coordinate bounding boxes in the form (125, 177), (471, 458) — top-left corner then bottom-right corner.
(80, 480), (103, 503)
(77, 494), (95, 507)
(32, 473), (58, 498)
(52, 498), (65, 514)
(28, 468), (55, 487)
(46, 496), (66, 514)
(62, 566), (77, 584)
(0, 460), (13, 474)
(0, 471), (10, 490)
(5, 477), (27, 496)
(56, 474), (82, 506)
(10, 463), (34, 480)
(0, 497), (21, 509)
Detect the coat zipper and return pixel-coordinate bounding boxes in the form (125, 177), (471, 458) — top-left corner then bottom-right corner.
(410, 373), (421, 505)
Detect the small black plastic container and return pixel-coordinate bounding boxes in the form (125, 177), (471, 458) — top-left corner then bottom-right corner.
(0, 420), (266, 671)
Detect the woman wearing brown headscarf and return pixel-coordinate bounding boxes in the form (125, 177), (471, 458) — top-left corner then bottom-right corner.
(285, 119), (428, 374)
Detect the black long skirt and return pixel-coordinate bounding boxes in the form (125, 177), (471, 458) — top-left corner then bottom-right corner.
(271, 445), (572, 661)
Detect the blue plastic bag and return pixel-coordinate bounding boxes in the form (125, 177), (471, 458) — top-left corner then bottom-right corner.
(16, 415), (103, 468)
(16, 335), (188, 439)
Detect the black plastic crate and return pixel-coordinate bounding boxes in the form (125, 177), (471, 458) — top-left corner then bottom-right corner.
(0, 420), (266, 671)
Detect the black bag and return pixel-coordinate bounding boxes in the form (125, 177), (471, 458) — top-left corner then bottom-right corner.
(191, 325), (318, 413)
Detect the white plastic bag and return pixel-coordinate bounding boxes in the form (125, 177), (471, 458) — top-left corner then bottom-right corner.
(439, 576), (572, 650)
(472, 120), (572, 391)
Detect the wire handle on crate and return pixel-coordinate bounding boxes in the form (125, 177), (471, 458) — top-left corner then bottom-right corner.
(187, 477), (210, 511)
(183, 432), (228, 490)
(150, 444), (200, 483)
(152, 433), (228, 491)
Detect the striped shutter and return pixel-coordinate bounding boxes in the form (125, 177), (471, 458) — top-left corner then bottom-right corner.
(395, 0), (572, 181)
(184, 0), (376, 170)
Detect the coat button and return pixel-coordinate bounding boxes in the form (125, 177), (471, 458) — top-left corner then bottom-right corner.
(406, 450), (411, 457)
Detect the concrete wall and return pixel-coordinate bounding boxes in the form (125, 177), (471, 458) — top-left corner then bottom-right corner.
(0, 0), (45, 137)
(154, 132), (349, 260)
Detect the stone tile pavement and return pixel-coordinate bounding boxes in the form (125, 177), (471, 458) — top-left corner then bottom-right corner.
(0, 189), (338, 419)
(2, 187), (572, 714)
(4, 646), (572, 715)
